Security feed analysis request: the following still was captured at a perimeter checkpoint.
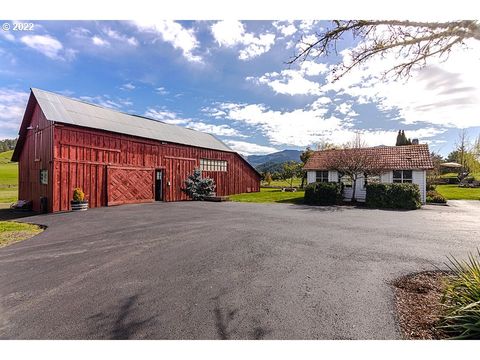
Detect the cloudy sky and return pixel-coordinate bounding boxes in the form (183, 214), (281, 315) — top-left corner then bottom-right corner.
(0, 20), (479, 156)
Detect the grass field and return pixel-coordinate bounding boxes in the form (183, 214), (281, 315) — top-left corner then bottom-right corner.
(0, 150), (18, 205)
(436, 184), (480, 200)
(230, 187), (305, 204)
(261, 178), (302, 187)
(0, 221), (43, 247)
(0, 150), (18, 204)
(441, 172), (480, 180)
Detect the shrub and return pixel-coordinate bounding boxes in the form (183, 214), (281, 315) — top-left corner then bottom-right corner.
(365, 183), (421, 210)
(440, 250), (480, 339)
(72, 187), (85, 203)
(304, 182), (342, 206)
(426, 183), (436, 191)
(426, 190), (447, 204)
(183, 168), (216, 200)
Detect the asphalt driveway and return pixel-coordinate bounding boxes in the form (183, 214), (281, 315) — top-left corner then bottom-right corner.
(1, 200), (479, 339)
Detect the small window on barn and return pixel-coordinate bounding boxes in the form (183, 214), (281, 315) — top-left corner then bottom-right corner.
(316, 170), (329, 182)
(200, 159), (227, 172)
(393, 170), (413, 183)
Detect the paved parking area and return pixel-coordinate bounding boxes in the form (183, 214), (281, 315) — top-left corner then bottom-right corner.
(0, 200), (479, 339)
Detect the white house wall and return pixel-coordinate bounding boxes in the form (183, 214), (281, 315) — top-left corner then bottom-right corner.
(305, 169), (426, 204)
(413, 170), (426, 203)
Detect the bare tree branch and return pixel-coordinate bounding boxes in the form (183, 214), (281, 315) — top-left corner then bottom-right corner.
(288, 20), (480, 81)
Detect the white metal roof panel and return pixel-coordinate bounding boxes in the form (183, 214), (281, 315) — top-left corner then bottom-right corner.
(31, 88), (233, 152)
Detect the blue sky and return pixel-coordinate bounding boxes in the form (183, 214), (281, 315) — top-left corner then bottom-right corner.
(1, 20), (479, 156)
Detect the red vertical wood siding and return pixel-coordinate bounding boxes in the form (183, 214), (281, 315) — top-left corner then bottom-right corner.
(17, 103), (54, 212)
(47, 124), (259, 212)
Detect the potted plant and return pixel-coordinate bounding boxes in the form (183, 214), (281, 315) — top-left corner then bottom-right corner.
(71, 187), (88, 211)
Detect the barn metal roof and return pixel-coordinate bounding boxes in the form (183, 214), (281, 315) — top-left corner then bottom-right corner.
(31, 88), (233, 152)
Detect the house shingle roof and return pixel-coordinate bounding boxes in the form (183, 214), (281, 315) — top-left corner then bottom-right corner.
(304, 144), (434, 171)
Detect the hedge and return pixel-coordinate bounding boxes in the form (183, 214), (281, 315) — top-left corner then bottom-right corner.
(304, 182), (342, 206)
(365, 183), (421, 210)
(426, 190), (447, 204)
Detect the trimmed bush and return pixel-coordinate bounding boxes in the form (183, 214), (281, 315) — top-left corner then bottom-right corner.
(366, 183), (421, 210)
(426, 190), (447, 204)
(304, 182), (342, 206)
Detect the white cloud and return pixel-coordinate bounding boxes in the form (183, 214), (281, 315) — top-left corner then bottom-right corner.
(79, 95), (132, 110)
(145, 106), (243, 137)
(248, 60), (328, 96)
(155, 87), (169, 95)
(120, 83), (135, 91)
(20, 34), (74, 60)
(206, 102), (337, 147)
(0, 88), (29, 138)
(133, 20), (202, 63)
(273, 21), (297, 37)
(321, 37), (480, 129)
(186, 122), (243, 137)
(103, 28), (138, 46)
(205, 101), (446, 149)
(92, 36), (110, 47)
(211, 20), (275, 60)
(224, 140), (279, 156)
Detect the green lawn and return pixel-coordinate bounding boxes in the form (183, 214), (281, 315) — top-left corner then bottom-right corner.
(0, 150), (18, 206)
(262, 177), (302, 187)
(230, 187), (305, 204)
(436, 184), (480, 200)
(0, 221), (43, 247)
(441, 172), (480, 180)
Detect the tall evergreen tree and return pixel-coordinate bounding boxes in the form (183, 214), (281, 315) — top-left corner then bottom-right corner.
(395, 130), (402, 146)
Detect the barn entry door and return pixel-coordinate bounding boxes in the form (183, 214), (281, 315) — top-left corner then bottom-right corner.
(107, 166), (155, 206)
(155, 170), (163, 201)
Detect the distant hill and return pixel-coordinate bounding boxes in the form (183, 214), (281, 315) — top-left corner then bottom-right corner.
(246, 150), (302, 168)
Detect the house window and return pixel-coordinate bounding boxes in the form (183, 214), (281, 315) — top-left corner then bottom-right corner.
(393, 170), (413, 183)
(316, 170), (329, 182)
(339, 173), (352, 188)
(200, 159), (227, 172)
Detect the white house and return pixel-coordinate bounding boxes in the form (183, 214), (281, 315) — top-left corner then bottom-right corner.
(304, 144), (434, 203)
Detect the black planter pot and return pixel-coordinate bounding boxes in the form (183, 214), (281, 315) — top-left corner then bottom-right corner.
(71, 201), (88, 211)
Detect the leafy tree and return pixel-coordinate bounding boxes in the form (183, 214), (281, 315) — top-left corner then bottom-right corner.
(183, 169), (216, 200)
(288, 20), (480, 81)
(0, 138), (17, 152)
(325, 147), (387, 202)
(299, 146), (315, 188)
(427, 152), (444, 188)
(264, 172), (272, 186)
(281, 161), (302, 188)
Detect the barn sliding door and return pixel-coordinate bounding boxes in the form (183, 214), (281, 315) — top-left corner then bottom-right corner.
(107, 166), (155, 206)
(164, 157), (196, 201)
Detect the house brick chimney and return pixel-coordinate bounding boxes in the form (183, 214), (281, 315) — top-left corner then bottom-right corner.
(412, 138), (419, 145)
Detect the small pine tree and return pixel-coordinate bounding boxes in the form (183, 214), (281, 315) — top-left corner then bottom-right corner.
(183, 168), (216, 200)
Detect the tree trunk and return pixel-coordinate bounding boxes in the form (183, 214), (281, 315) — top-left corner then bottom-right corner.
(351, 177), (357, 203)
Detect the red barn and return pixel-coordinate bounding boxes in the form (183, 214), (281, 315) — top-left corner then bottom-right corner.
(11, 88), (260, 212)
